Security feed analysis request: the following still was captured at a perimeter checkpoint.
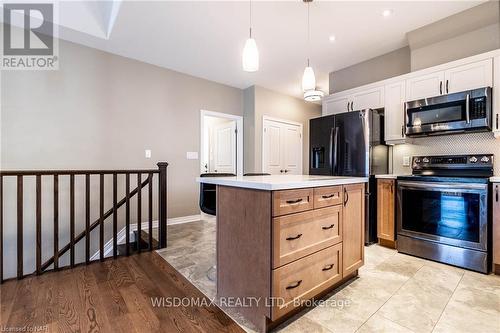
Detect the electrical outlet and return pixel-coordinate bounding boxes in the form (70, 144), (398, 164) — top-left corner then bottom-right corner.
(403, 156), (410, 167)
(145, 149), (152, 158)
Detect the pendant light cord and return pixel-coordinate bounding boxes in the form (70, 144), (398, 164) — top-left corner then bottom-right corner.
(307, 2), (310, 66)
(249, 0), (252, 38)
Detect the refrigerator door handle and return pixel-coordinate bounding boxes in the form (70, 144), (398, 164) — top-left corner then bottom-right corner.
(329, 127), (334, 173)
(332, 127), (339, 174)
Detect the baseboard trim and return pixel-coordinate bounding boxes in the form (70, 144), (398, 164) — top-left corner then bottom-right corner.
(90, 214), (202, 260)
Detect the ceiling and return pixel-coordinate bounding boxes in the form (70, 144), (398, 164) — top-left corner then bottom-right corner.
(5, 1), (486, 98)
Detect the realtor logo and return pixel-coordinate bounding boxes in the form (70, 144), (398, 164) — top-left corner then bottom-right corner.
(2, 2), (59, 69)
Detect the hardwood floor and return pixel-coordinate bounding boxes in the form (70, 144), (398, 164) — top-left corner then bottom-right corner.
(0, 252), (244, 333)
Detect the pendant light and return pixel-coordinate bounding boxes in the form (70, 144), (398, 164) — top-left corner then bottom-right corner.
(301, 0), (315, 91)
(302, 0), (323, 102)
(242, 0), (259, 72)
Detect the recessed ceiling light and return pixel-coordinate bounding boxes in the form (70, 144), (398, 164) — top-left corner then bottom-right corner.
(329, 35), (336, 42)
(382, 9), (393, 17)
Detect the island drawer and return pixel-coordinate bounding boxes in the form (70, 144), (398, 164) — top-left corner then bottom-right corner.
(271, 243), (343, 320)
(313, 186), (343, 209)
(272, 188), (314, 217)
(273, 206), (342, 268)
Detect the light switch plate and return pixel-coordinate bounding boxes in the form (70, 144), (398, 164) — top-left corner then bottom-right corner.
(145, 149), (152, 158)
(403, 156), (410, 166)
(186, 152), (199, 160)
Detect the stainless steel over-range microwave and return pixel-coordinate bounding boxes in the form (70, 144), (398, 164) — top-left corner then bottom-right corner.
(405, 87), (492, 137)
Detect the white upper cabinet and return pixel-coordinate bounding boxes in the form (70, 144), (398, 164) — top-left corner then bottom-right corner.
(323, 86), (385, 116)
(322, 94), (351, 115)
(444, 59), (493, 94)
(352, 86), (384, 111)
(406, 59), (493, 102)
(406, 71), (445, 101)
(384, 81), (406, 143)
(494, 56), (500, 138)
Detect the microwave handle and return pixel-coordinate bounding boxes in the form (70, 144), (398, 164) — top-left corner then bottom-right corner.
(465, 94), (470, 124)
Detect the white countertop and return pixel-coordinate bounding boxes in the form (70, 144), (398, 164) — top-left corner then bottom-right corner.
(196, 175), (368, 191)
(491, 177), (500, 182)
(375, 174), (406, 179)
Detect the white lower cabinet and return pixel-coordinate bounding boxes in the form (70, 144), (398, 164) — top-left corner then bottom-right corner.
(384, 81), (406, 143)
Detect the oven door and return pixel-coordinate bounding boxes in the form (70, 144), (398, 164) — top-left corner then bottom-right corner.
(397, 181), (488, 251)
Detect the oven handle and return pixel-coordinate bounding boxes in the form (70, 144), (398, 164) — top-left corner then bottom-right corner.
(397, 181), (487, 191)
(465, 93), (470, 124)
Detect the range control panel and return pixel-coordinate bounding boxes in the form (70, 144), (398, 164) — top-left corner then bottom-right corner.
(412, 154), (494, 169)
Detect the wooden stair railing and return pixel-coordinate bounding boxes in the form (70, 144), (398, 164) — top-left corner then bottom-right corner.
(0, 162), (169, 283)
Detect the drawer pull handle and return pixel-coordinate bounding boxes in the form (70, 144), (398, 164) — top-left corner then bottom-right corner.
(286, 233), (303, 241)
(286, 280), (302, 290)
(321, 194), (336, 199)
(322, 224), (335, 230)
(285, 198), (303, 204)
(322, 264), (334, 271)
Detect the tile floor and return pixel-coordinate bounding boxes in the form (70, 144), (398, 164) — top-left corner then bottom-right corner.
(157, 218), (500, 333)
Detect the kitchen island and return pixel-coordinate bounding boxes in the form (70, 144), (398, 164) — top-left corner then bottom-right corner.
(197, 175), (368, 332)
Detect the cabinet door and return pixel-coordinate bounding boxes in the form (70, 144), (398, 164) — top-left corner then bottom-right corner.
(377, 179), (395, 243)
(493, 183), (500, 273)
(352, 86), (384, 111)
(444, 59), (493, 94)
(494, 56), (500, 138)
(406, 71), (445, 101)
(282, 123), (303, 175)
(384, 81), (406, 143)
(342, 183), (365, 277)
(322, 94), (351, 116)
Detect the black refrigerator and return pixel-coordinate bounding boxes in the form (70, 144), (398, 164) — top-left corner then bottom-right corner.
(309, 109), (388, 244)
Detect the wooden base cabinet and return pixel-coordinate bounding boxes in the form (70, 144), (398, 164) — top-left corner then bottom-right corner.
(377, 179), (396, 248)
(217, 182), (366, 332)
(342, 183), (365, 277)
(493, 183), (500, 275)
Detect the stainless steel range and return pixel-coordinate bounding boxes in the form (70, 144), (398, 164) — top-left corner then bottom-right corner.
(397, 154), (493, 273)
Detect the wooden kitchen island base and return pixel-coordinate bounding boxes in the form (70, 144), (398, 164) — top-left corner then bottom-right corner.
(212, 178), (366, 333)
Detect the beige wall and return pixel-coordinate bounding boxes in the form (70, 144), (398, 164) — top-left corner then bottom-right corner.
(1, 38), (244, 278)
(1, 39), (243, 218)
(329, 47), (411, 94)
(244, 85), (321, 174)
(410, 23), (500, 71)
(408, 1), (500, 70)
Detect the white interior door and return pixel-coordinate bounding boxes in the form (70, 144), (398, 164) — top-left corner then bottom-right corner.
(282, 124), (302, 175)
(212, 121), (236, 173)
(263, 118), (303, 175)
(262, 120), (283, 175)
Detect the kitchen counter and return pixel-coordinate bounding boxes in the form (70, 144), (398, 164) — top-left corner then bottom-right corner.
(197, 175), (367, 332)
(196, 174), (368, 190)
(491, 177), (500, 182)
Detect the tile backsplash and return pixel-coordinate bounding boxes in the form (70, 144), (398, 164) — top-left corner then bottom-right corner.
(392, 132), (500, 176)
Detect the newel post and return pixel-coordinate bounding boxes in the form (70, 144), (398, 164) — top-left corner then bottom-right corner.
(157, 162), (169, 249)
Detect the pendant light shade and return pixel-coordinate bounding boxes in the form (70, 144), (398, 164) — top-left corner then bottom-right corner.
(302, 64), (316, 91)
(243, 35), (259, 72)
